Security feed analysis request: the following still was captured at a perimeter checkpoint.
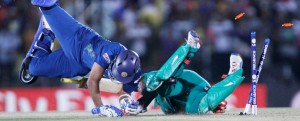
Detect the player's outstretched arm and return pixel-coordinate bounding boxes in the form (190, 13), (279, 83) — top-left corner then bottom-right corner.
(87, 63), (104, 107)
(88, 63), (124, 117)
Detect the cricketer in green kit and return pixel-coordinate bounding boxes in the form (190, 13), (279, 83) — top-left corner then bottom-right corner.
(131, 31), (245, 115)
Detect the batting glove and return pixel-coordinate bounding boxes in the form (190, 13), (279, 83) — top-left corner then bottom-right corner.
(91, 105), (124, 117)
(119, 94), (142, 115)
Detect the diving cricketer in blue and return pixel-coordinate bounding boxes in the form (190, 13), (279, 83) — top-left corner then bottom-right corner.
(19, 0), (141, 114)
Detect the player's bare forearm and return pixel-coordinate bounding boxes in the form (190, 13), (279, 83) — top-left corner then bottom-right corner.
(87, 63), (105, 107)
(88, 78), (102, 106)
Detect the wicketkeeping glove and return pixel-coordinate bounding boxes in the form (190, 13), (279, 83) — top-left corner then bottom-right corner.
(91, 105), (124, 117)
(212, 100), (227, 113)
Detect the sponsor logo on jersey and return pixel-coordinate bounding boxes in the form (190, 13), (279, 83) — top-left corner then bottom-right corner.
(84, 44), (95, 58)
(103, 53), (110, 63)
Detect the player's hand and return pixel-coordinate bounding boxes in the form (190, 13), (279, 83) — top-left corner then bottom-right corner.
(91, 105), (124, 117)
(212, 100), (227, 113)
(120, 98), (142, 115)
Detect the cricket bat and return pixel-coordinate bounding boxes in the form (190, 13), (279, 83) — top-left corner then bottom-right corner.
(61, 78), (123, 93)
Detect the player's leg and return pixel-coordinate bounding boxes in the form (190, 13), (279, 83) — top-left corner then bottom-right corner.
(197, 53), (244, 114)
(186, 85), (208, 114)
(32, 0), (81, 47)
(29, 49), (90, 78)
(184, 70), (211, 114)
(178, 70), (211, 86)
(40, 4), (83, 60)
(156, 31), (201, 80)
(197, 69), (244, 114)
(36, 3), (100, 60)
(19, 16), (55, 84)
(146, 31), (202, 91)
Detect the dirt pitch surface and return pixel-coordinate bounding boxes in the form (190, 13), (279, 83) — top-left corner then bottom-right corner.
(0, 108), (299, 121)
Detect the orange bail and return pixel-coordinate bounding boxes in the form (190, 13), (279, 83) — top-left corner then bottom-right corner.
(282, 23), (293, 27)
(235, 12), (245, 20)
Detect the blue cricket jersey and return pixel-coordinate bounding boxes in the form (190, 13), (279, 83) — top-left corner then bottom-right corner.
(81, 34), (139, 93)
(81, 36), (126, 70)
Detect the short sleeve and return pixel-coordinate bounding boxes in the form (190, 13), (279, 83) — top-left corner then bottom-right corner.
(95, 49), (114, 69)
(94, 42), (126, 69)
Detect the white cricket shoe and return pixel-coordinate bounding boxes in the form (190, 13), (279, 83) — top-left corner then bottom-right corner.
(228, 53), (243, 75)
(186, 30), (201, 49)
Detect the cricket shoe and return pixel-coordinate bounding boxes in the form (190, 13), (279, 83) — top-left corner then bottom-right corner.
(228, 53), (243, 75)
(185, 30), (201, 49)
(19, 16), (55, 84)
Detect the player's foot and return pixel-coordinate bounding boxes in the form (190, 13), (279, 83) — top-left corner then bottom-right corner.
(31, 0), (58, 7)
(228, 53), (243, 75)
(186, 30), (201, 49)
(19, 16), (55, 84)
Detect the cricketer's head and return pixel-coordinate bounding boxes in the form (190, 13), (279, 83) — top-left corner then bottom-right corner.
(108, 50), (142, 84)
